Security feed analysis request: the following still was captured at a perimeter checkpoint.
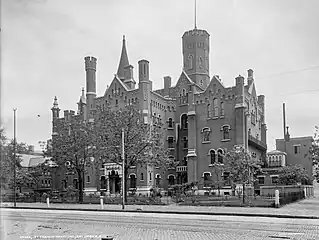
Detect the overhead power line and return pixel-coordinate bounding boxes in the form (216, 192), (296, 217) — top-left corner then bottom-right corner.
(259, 65), (319, 79)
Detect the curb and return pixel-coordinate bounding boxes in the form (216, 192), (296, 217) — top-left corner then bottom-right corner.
(2, 206), (318, 220)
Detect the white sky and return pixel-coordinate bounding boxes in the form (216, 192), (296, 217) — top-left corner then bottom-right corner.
(2, 0), (319, 151)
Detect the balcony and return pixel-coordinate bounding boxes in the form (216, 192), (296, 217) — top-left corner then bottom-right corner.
(248, 135), (267, 151)
(176, 166), (187, 173)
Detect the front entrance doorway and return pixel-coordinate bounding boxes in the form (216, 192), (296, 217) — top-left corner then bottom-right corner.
(109, 170), (121, 194)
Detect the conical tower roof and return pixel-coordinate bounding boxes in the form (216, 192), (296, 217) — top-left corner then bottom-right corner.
(116, 35), (129, 80)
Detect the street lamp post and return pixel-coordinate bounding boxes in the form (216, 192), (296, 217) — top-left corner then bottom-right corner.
(13, 108), (17, 207)
(121, 128), (125, 210)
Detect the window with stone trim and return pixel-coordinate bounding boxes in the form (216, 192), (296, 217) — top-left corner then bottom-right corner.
(168, 137), (174, 148)
(207, 104), (212, 118)
(210, 150), (216, 164)
(202, 127), (211, 142)
(168, 175), (175, 186)
(155, 174), (161, 187)
(222, 125), (230, 140)
(181, 114), (188, 129)
(213, 98), (218, 117)
(188, 55), (193, 69)
(220, 102), (225, 116)
(217, 149), (224, 164)
(168, 118), (173, 128)
(140, 173), (144, 181)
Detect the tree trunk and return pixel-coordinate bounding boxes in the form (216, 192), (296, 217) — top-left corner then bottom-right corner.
(77, 170), (83, 203)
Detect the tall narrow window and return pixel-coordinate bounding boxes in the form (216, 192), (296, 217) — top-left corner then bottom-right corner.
(199, 57), (203, 68)
(168, 118), (173, 128)
(168, 175), (175, 186)
(213, 98), (218, 117)
(155, 175), (161, 187)
(181, 114), (188, 129)
(222, 125), (230, 140)
(210, 150), (216, 164)
(168, 137), (174, 148)
(130, 174), (136, 188)
(183, 137), (188, 148)
(207, 104), (212, 118)
(202, 127), (211, 142)
(140, 173), (144, 181)
(188, 55), (193, 69)
(217, 149), (224, 164)
(220, 102), (225, 116)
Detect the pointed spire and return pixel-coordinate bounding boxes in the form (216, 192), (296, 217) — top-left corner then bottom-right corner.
(116, 35), (130, 80)
(52, 96), (59, 109)
(78, 87), (86, 104)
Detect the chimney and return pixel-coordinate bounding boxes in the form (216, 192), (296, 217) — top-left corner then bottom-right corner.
(69, 110), (75, 119)
(164, 76), (171, 96)
(64, 110), (70, 120)
(247, 69), (254, 86)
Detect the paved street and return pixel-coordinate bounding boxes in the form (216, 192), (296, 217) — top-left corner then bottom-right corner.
(2, 208), (319, 240)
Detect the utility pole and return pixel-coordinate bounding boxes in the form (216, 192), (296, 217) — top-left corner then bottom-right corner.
(121, 128), (125, 210)
(13, 108), (17, 207)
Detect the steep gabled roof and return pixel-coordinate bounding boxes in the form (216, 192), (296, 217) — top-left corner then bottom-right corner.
(116, 35), (130, 80)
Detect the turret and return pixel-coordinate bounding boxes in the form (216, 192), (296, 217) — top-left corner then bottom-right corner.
(247, 69), (254, 86)
(85, 56), (97, 121)
(138, 59), (152, 124)
(182, 29), (210, 88)
(77, 87), (86, 118)
(51, 96), (60, 137)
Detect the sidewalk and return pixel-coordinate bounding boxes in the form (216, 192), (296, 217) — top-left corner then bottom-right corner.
(2, 196), (319, 219)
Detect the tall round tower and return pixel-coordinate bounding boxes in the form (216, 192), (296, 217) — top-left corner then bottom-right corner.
(85, 56), (97, 121)
(182, 28), (210, 88)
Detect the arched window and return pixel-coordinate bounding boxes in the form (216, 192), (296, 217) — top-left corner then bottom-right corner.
(222, 125), (230, 140)
(181, 114), (188, 129)
(87, 176), (90, 183)
(203, 172), (211, 181)
(213, 98), (218, 117)
(207, 104), (212, 118)
(210, 150), (216, 164)
(130, 174), (136, 188)
(202, 127), (211, 142)
(149, 172), (152, 180)
(220, 102), (225, 116)
(199, 57), (203, 68)
(217, 149), (224, 164)
(168, 175), (175, 186)
(140, 173), (144, 181)
(155, 174), (161, 187)
(182, 89), (186, 96)
(168, 118), (173, 128)
(188, 55), (193, 69)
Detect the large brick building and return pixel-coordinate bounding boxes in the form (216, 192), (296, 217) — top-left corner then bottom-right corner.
(51, 24), (267, 195)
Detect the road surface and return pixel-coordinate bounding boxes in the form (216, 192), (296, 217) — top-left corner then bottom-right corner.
(1, 208), (319, 240)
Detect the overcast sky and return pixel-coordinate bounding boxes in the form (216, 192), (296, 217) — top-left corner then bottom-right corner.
(2, 0), (319, 151)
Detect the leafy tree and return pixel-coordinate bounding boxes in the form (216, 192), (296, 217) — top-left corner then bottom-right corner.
(309, 126), (319, 182)
(224, 146), (263, 204)
(0, 128), (34, 190)
(278, 165), (312, 185)
(94, 105), (174, 203)
(49, 119), (95, 203)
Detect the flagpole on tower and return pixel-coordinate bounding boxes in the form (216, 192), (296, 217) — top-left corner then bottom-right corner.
(194, 0), (197, 29)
